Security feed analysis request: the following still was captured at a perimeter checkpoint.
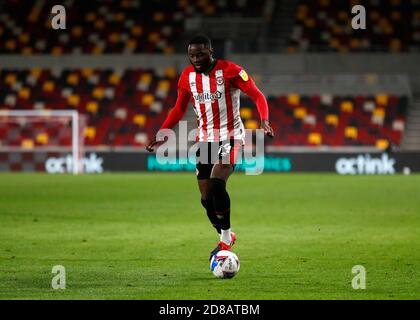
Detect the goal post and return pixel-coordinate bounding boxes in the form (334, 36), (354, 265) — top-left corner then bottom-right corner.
(0, 109), (86, 174)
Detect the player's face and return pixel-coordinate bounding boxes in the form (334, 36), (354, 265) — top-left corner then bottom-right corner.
(188, 44), (213, 73)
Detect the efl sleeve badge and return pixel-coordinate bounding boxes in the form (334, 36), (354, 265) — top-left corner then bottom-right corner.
(239, 70), (249, 82)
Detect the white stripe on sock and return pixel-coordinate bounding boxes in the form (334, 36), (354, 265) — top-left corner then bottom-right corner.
(221, 228), (231, 245)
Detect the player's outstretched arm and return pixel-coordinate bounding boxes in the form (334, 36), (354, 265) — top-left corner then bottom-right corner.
(146, 88), (190, 152)
(234, 75), (274, 138)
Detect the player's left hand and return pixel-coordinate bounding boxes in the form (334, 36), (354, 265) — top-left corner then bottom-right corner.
(261, 120), (274, 138)
(146, 136), (158, 152)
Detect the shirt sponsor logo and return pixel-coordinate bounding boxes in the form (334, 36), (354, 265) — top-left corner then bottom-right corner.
(193, 90), (222, 103)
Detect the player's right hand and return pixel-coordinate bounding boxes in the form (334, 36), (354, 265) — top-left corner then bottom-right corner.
(146, 137), (158, 152)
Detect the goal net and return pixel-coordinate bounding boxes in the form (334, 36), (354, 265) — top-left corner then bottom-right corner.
(0, 110), (87, 174)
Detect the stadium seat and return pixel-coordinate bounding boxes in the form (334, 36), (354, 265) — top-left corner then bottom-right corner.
(308, 132), (322, 145)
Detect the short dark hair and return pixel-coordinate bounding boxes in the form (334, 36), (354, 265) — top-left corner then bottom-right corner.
(187, 34), (212, 49)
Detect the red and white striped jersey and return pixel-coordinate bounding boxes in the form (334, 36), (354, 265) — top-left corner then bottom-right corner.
(178, 60), (249, 143)
(160, 59), (269, 144)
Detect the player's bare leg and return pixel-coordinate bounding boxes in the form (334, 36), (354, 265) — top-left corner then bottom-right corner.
(198, 179), (221, 234)
(211, 162), (234, 181)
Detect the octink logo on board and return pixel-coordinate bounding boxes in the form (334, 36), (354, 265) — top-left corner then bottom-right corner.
(45, 153), (104, 174)
(335, 154), (396, 175)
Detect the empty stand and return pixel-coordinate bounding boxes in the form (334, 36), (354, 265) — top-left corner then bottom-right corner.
(287, 0), (420, 53)
(0, 0), (265, 54)
(0, 68), (407, 148)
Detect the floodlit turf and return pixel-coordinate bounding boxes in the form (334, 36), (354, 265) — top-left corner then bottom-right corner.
(0, 172), (419, 300)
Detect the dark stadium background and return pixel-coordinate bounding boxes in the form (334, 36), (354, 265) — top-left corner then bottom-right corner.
(0, 0), (419, 173)
(0, 0), (419, 302)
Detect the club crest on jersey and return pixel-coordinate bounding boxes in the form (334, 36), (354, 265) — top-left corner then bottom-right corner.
(239, 70), (249, 81)
(216, 76), (224, 85)
(193, 91), (222, 103)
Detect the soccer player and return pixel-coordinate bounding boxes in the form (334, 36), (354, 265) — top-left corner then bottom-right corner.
(146, 35), (274, 260)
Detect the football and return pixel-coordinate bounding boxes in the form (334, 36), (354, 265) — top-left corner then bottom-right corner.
(210, 250), (240, 279)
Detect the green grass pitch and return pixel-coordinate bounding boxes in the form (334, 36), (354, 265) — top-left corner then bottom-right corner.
(0, 172), (419, 300)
